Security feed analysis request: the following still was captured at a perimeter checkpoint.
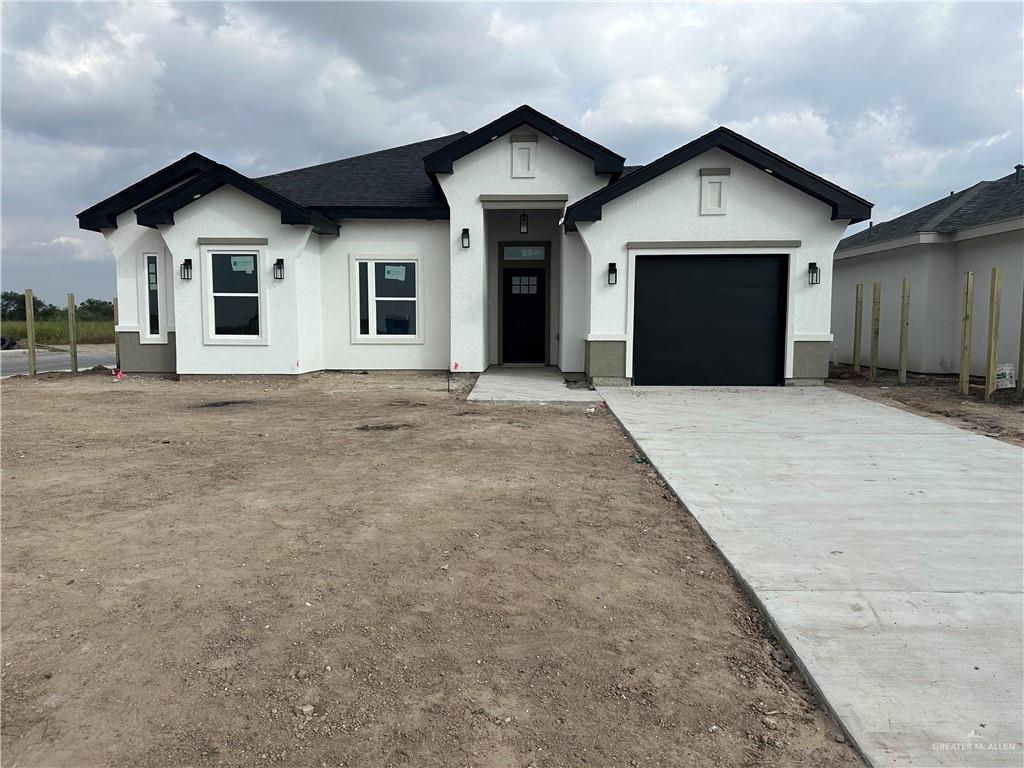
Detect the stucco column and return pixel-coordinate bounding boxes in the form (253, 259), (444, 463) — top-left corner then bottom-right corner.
(448, 209), (487, 372)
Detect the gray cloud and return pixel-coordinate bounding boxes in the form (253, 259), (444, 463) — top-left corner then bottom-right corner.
(2, 1), (1021, 304)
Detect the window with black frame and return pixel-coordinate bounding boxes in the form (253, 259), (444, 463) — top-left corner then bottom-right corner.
(210, 252), (260, 336)
(145, 253), (160, 335)
(356, 260), (417, 337)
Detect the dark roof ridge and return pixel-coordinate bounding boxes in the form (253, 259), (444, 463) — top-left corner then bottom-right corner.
(920, 181), (989, 231)
(256, 132), (468, 181)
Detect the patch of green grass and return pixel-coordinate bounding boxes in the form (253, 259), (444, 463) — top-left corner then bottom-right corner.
(1, 320), (114, 345)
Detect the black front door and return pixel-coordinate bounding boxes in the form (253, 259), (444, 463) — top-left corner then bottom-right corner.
(503, 268), (545, 363)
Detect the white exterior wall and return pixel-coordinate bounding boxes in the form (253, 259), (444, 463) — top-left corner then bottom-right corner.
(159, 186), (318, 375)
(560, 233), (588, 372)
(319, 219), (450, 370)
(106, 211), (174, 339)
(437, 130), (607, 371)
(576, 148), (847, 379)
(833, 227), (1024, 375)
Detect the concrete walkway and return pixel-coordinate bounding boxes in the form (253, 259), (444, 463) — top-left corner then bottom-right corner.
(468, 366), (599, 403)
(600, 386), (1023, 767)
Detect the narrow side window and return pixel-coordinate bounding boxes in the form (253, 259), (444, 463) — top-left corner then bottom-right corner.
(145, 253), (160, 335)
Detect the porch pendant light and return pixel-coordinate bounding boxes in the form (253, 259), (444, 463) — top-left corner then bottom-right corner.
(520, 211), (528, 234)
(808, 262), (821, 285)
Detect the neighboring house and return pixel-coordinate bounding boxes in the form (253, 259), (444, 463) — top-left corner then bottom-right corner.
(833, 168), (1024, 375)
(77, 105), (871, 385)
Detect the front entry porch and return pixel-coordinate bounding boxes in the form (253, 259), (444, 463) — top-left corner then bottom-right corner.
(467, 366), (598, 403)
(486, 208), (562, 368)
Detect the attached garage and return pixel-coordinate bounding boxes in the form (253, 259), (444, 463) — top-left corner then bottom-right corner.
(632, 255), (787, 386)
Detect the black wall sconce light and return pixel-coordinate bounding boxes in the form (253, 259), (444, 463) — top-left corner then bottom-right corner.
(180, 258), (192, 280)
(808, 262), (821, 285)
(519, 211), (529, 234)
(461, 228), (470, 249)
(608, 262), (618, 285)
(273, 258), (285, 280)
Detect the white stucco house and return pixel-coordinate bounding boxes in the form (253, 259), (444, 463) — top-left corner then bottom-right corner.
(78, 105), (871, 385)
(832, 168), (1023, 375)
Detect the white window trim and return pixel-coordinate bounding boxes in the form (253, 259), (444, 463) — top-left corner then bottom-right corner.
(349, 254), (423, 345)
(137, 250), (167, 344)
(200, 246), (269, 346)
(511, 140), (537, 178)
(700, 174), (728, 215)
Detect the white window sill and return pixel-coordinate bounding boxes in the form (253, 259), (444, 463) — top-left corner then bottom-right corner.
(203, 336), (269, 347)
(139, 334), (169, 345)
(351, 336), (424, 346)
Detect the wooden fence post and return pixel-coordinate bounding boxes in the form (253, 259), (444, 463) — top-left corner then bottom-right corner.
(869, 282), (881, 382)
(853, 283), (864, 374)
(1017, 277), (1023, 401)
(113, 297), (121, 371)
(959, 271), (974, 396)
(984, 267), (1002, 402)
(898, 278), (910, 384)
(24, 289), (36, 377)
(67, 293), (78, 374)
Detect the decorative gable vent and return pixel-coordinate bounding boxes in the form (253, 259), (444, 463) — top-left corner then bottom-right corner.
(511, 134), (537, 178)
(700, 167), (730, 215)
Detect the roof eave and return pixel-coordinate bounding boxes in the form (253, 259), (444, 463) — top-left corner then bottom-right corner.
(134, 166), (340, 237)
(77, 153), (218, 232)
(564, 127), (872, 229)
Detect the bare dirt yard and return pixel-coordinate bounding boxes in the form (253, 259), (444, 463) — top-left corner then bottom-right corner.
(829, 364), (1024, 447)
(2, 371), (859, 768)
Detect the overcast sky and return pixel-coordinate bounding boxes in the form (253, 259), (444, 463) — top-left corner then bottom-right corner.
(2, 1), (1022, 302)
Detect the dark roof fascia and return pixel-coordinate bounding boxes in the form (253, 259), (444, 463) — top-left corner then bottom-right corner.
(77, 153), (217, 231)
(134, 166), (340, 237)
(564, 127), (872, 230)
(423, 105), (625, 176)
(311, 205), (450, 221)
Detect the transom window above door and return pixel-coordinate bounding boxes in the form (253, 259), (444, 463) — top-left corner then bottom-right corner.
(355, 259), (420, 340)
(503, 245), (545, 261)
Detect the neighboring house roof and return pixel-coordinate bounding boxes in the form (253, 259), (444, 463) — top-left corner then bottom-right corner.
(564, 126), (872, 230)
(77, 152), (217, 231)
(135, 164), (339, 237)
(423, 104), (625, 176)
(256, 133), (466, 219)
(837, 170), (1024, 252)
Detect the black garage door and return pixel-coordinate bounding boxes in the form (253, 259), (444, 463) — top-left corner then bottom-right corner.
(633, 255), (787, 386)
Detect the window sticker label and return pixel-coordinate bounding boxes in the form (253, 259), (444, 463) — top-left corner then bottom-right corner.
(230, 255), (255, 274)
(383, 265), (406, 281)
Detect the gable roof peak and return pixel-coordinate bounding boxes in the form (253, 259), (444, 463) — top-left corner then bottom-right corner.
(564, 125), (872, 229)
(423, 104), (625, 175)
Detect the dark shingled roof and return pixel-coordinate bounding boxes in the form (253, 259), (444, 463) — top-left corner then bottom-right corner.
(837, 170), (1024, 251)
(256, 132), (467, 213)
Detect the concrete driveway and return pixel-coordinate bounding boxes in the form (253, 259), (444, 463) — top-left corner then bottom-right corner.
(600, 386), (1023, 767)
